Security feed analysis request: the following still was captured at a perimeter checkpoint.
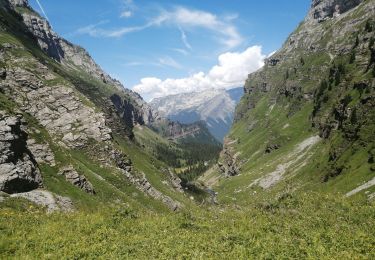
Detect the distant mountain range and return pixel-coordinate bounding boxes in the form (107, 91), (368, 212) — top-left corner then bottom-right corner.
(150, 88), (243, 142)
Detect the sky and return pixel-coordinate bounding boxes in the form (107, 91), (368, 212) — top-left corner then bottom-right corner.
(29, 0), (310, 101)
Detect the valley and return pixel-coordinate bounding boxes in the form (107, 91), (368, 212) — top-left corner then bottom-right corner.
(0, 0), (374, 258)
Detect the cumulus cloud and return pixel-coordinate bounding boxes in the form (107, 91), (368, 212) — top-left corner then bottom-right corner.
(132, 45), (266, 101)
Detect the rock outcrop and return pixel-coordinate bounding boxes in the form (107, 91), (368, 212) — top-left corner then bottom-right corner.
(10, 190), (74, 212)
(0, 111), (42, 194)
(59, 166), (95, 194)
(166, 169), (184, 193)
(8, 0), (28, 7)
(218, 138), (240, 177)
(307, 0), (364, 23)
(7, 0), (160, 129)
(123, 170), (182, 211)
(26, 139), (56, 166)
(2, 65), (112, 148)
(111, 148), (182, 211)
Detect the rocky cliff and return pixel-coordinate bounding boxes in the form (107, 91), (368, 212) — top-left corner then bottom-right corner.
(6, 0), (158, 130)
(0, 0), (185, 211)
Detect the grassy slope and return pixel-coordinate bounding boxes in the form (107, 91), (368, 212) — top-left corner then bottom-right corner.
(1, 192), (374, 258)
(210, 2), (375, 204)
(0, 1), (192, 212)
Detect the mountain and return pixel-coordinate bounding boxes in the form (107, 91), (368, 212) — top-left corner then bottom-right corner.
(202, 0), (375, 203)
(0, 0), (215, 212)
(151, 87), (243, 142)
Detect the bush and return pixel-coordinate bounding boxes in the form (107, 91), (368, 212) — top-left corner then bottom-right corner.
(349, 51), (356, 63)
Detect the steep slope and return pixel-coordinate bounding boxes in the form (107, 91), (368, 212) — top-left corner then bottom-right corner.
(203, 0), (375, 203)
(151, 88), (243, 142)
(0, 0), (193, 212)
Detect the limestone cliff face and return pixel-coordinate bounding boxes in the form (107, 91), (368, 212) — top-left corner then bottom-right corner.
(7, 0), (159, 128)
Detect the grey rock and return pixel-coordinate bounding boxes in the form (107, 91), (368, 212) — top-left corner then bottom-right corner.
(307, 0), (364, 23)
(59, 166), (95, 194)
(0, 111), (42, 194)
(8, 0), (28, 7)
(123, 170), (182, 211)
(166, 169), (184, 193)
(266, 58), (280, 66)
(8, 0), (160, 128)
(26, 139), (56, 166)
(3, 67), (112, 148)
(218, 138), (240, 177)
(110, 148), (182, 211)
(10, 190), (74, 212)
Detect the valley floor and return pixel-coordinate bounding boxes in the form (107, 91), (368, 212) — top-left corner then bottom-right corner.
(1, 192), (374, 259)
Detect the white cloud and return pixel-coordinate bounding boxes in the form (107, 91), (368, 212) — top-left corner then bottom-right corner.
(73, 6), (242, 48)
(123, 61), (143, 67)
(120, 0), (135, 18)
(171, 48), (189, 56)
(133, 45), (266, 101)
(157, 7), (243, 49)
(158, 56), (182, 69)
(120, 11), (132, 18)
(179, 27), (192, 50)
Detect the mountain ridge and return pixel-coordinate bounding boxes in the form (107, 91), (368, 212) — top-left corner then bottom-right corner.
(151, 87), (243, 141)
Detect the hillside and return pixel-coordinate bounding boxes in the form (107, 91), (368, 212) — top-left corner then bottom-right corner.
(151, 87), (243, 142)
(0, 0), (203, 212)
(202, 0), (375, 204)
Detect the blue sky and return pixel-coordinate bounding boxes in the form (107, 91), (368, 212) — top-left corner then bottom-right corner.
(29, 0), (310, 101)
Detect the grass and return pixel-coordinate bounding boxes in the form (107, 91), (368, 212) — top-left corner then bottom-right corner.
(0, 192), (374, 259)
